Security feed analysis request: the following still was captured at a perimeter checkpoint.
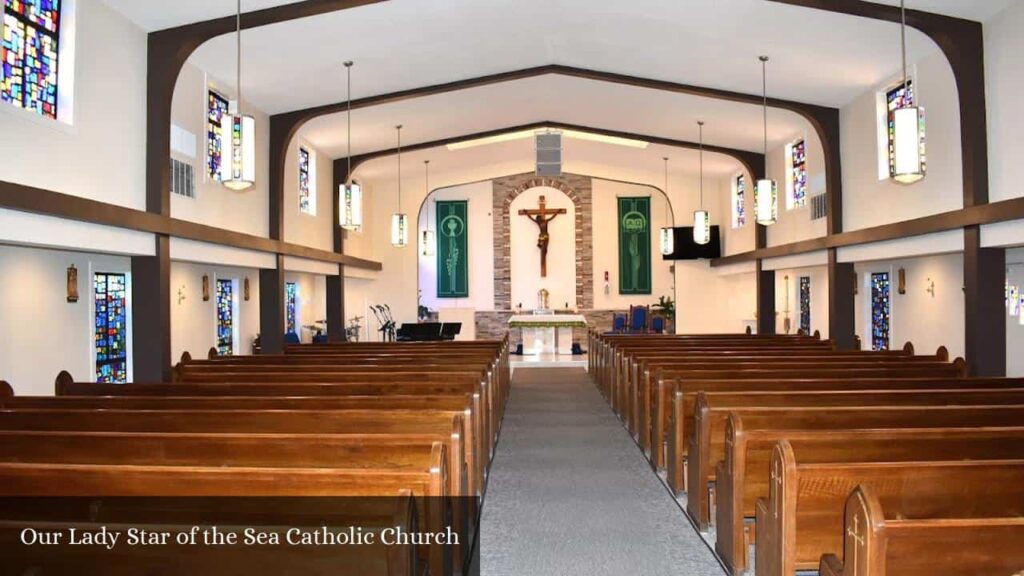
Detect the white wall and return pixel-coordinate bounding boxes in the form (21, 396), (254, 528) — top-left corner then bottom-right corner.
(170, 261), (261, 361)
(592, 179), (675, 310)
(766, 128), (828, 247)
(284, 136), (334, 250)
(853, 252), (965, 358)
(510, 187), (576, 310)
(283, 271), (327, 343)
(985, 1), (1024, 203)
(417, 180), (495, 313)
(0, 244), (132, 395)
(0, 0), (147, 209)
(1007, 247), (1024, 377)
(676, 264), (756, 334)
(718, 173), (756, 257)
(170, 61), (270, 237)
(841, 51), (963, 231)
(772, 265), (829, 338)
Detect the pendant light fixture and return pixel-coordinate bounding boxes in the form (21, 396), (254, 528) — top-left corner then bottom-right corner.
(391, 125), (409, 248)
(338, 61), (363, 231)
(891, 0), (926, 184)
(421, 160), (436, 256)
(659, 157), (675, 256)
(221, 0), (255, 190)
(754, 56), (778, 226)
(693, 121), (711, 245)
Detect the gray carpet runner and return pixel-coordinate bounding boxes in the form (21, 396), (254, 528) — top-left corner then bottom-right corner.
(480, 367), (724, 575)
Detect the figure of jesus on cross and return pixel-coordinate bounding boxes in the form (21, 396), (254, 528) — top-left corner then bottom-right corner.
(518, 195), (567, 278)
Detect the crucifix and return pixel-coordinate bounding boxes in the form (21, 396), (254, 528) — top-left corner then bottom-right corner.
(518, 195), (567, 277)
(846, 514), (865, 574)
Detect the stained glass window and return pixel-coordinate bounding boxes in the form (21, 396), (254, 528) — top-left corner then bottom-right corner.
(207, 90), (229, 180)
(887, 82), (914, 178)
(733, 175), (746, 228)
(791, 139), (807, 208)
(799, 276), (811, 335)
(2, 0), (61, 119)
(94, 272), (127, 383)
(871, 272), (891, 351)
(285, 282), (298, 334)
(1010, 285), (1021, 317)
(216, 279), (234, 356)
(298, 146), (314, 215)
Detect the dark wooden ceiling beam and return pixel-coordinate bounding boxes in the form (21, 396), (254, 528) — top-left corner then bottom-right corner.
(0, 179), (382, 271)
(768, 0), (988, 208)
(712, 196), (1024, 267)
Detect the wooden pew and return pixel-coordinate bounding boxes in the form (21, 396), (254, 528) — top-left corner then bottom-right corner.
(0, 462), (455, 576)
(58, 371), (501, 461)
(819, 485), (1024, 576)
(0, 409), (469, 500)
(0, 492), (420, 576)
(686, 403), (1024, 529)
(715, 420), (1024, 575)
(0, 394), (487, 497)
(650, 361), (968, 470)
(634, 353), (959, 446)
(666, 382), (1024, 492)
(619, 342), (923, 421)
(756, 441), (1024, 576)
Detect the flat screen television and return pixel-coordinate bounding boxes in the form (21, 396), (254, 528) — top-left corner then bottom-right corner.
(662, 226), (722, 260)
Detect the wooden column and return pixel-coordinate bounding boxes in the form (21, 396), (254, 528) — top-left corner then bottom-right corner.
(259, 255), (285, 355)
(131, 235), (172, 380)
(828, 248), (857, 349)
(326, 266), (346, 342)
(756, 260), (776, 335)
(964, 225), (1005, 375)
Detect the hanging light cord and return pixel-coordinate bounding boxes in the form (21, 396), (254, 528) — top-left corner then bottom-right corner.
(396, 125), (403, 212)
(901, 0), (909, 91)
(761, 56), (769, 157)
(345, 61), (353, 185)
(235, 0), (242, 108)
(698, 121), (705, 209)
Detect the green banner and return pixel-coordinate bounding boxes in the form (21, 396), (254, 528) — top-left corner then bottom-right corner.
(437, 200), (469, 298)
(618, 196), (652, 295)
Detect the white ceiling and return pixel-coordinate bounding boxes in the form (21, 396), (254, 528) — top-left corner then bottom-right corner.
(298, 74), (810, 158)
(107, 0), (1017, 178)
(179, 0), (959, 115)
(870, 0), (1018, 21)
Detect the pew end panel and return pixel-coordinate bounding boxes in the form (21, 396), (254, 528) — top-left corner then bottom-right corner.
(666, 390), (685, 495)
(757, 440), (799, 576)
(208, 347), (219, 360)
(0, 381), (12, 397)
(715, 413), (748, 576)
(53, 371), (73, 396)
(902, 341), (914, 355)
(843, 485), (885, 576)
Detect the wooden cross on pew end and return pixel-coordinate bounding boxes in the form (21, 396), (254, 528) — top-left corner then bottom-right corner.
(518, 195), (567, 278)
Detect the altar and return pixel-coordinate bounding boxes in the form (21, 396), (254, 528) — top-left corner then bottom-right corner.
(508, 313), (587, 356)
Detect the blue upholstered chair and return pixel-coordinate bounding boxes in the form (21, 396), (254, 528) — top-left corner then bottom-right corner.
(650, 315), (666, 334)
(611, 314), (627, 333)
(284, 332), (301, 344)
(628, 305), (649, 334)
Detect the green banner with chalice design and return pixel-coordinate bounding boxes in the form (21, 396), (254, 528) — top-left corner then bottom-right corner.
(618, 196), (652, 295)
(437, 200), (469, 298)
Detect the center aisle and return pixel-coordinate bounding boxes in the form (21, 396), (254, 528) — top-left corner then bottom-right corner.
(480, 367), (724, 576)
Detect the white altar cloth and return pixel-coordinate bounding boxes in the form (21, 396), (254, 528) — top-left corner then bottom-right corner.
(508, 314), (587, 355)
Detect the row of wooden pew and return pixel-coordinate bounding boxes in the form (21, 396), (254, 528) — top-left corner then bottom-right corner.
(0, 338), (510, 576)
(588, 330), (1024, 576)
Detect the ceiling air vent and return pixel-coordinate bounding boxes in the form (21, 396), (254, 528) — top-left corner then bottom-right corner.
(535, 131), (562, 177)
(810, 193), (827, 221)
(171, 158), (196, 199)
